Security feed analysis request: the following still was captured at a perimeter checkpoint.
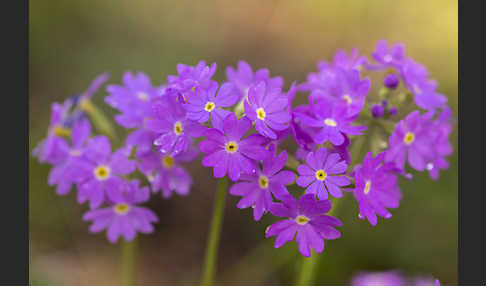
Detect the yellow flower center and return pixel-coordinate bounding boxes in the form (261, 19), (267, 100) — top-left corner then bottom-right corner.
(137, 92), (149, 102)
(295, 215), (310, 225)
(79, 98), (94, 112)
(403, 132), (415, 145)
(114, 203), (131, 215)
(191, 86), (196, 92)
(204, 101), (216, 112)
(342, 94), (352, 105)
(225, 141), (238, 153)
(315, 169), (327, 181)
(324, 118), (337, 127)
(162, 155), (174, 169)
(256, 107), (266, 120)
(70, 149), (82, 156)
(94, 165), (110, 181)
(173, 121), (183, 136)
(363, 180), (371, 195)
(258, 175), (269, 189)
(53, 126), (71, 137)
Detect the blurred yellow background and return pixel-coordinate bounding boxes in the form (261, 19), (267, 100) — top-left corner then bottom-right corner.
(30, 0), (457, 285)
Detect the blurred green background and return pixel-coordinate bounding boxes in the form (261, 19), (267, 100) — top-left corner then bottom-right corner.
(29, 0), (457, 285)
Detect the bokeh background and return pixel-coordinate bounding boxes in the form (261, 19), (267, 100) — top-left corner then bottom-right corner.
(29, 0), (458, 285)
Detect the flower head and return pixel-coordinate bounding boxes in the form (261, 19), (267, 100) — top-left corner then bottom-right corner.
(184, 81), (238, 130)
(83, 179), (158, 243)
(296, 147), (350, 200)
(294, 97), (367, 145)
(385, 111), (436, 171)
(244, 82), (291, 139)
(350, 152), (402, 226)
(229, 150), (296, 221)
(167, 61), (217, 99)
(137, 147), (199, 198)
(74, 136), (136, 209)
(198, 113), (270, 181)
(351, 271), (406, 286)
(265, 194), (341, 257)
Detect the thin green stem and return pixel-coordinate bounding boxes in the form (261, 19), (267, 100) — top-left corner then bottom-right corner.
(121, 238), (137, 286)
(200, 177), (228, 286)
(294, 198), (342, 286)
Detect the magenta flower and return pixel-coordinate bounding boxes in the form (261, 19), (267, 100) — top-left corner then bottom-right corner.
(198, 113), (270, 181)
(370, 39), (406, 69)
(146, 94), (206, 156)
(425, 108), (453, 179)
(385, 111), (435, 171)
(265, 194), (342, 257)
(350, 152), (402, 226)
(137, 147), (199, 198)
(183, 81), (238, 130)
(48, 119), (92, 195)
(229, 150), (296, 221)
(225, 60), (283, 101)
(400, 58), (447, 111)
(75, 136), (136, 209)
(293, 97), (367, 145)
(167, 61), (217, 98)
(296, 147), (350, 200)
(351, 271), (405, 286)
(33, 101), (73, 164)
(244, 82), (291, 139)
(83, 179), (158, 243)
(318, 48), (367, 72)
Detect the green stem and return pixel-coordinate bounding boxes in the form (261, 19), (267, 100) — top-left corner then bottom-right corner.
(121, 238), (137, 286)
(200, 177), (228, 286)
(294, 198), (342, 286)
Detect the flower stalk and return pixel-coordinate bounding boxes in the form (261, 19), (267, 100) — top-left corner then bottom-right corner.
(121, 237), (137, 286)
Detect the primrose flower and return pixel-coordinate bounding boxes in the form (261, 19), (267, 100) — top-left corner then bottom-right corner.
(33, 100), (73, 164)
(167, 61), (217, 99)
(244, 82), (291, 139)
(48, 119), (92, 195)
(226, 60), (284, 101)
(400, 58), (447, 111)
(318, 48), (367, 72)
(146, 94), (206, 156)
(137, 147), (199, 198)
(350, 152), (402, 226)
(198, 113), (269, 181)
(183, 81), (238, 131)
(75, 136), (136, 209)
(229, 150), (296, 221)
(369, 39), (406, 69)
(424, 108), (453, 179)
(294, 97), (367, 145)
(83, 179), (158, 243)
(265, 194), (342, 257)
(385, 110), (435, 171)
(296, 147), (350, 200)
(351, 271), (405, 286)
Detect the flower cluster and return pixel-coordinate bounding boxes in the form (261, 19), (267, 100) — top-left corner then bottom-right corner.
(33, 40), (454, 260)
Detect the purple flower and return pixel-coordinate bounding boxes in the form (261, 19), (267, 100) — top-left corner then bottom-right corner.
(48, 119), (92, 195)
(413, 277), (442, 286)
(296, 147), (350, 200)
(265, 194), (341, 257)
(384, 74), (400, 89)
(137, 147), (199, 198)
(75, 136), (136, 209)
(83, 179), (158, 243)
(424, 108), (453, 179)
(318, 48), (367, 72)
(167, 61), (217, 99)
(105, 71), (160, 129)
(183, 81), (238, 130)
(350, 152), (402, 226)
(226, 60), (283, 101)
(385, 111), (435, 171)
(229, 150), (296, 221)
(369, 39), (406, 69)
(371, 104), (385, 118)
(351, 271), (405, 286)
(146, 94), (206, 156)
(400, 58), (447, 111)
(388, 107), (398, 116)
(293, 97), (367, 145)
(198, 113), (270, 181)
(244, 82), (291, 139)
(33, 101), (73, 164)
